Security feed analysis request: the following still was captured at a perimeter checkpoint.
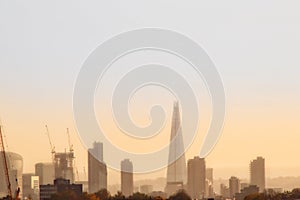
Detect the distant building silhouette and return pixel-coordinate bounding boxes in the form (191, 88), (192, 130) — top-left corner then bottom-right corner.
(206, 168), (213, 184)
(0, 152), (23, 199)
(88, 142), (107, 193)
(235, 185), (259, 200)
(35, 163), (54, 185)
(229, 176), (240, 198)
(140, 185), (153, 195)
(240, 182), (249, 190)
(121, 159), (133, 197)
(206, 168), (214, 198)
(250, 156), (265, 192)
(187, 156), (206, 199)
(165, 102), (187, 196)
(40, 178), (82, 200)
(54, 152), (75, 183)
(22, 173), (39, 200)
(220, 183), (229, 198)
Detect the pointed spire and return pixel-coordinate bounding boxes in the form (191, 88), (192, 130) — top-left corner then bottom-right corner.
(165, 102), (187, 195)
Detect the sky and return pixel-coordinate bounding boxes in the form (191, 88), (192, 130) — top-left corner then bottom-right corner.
(0, 1), (300, 185)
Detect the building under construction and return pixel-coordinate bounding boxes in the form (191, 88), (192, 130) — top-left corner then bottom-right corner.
(54, 151), (74, 183)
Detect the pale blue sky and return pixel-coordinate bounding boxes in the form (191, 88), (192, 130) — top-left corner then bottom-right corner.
(0, 1), (300, 183)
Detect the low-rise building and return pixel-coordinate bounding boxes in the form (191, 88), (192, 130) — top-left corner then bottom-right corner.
(40, 178), (82, 200)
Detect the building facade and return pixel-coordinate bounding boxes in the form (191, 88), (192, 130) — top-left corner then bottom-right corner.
(121, 159), (133, 197)
(22, 173), (39, 200)
(88, 142), (107, 193)
(35, 163), (54, 185)
(54, 152), (74, 183)
(229, 176), (240, 198)
(187, 156), (206, 199)
(0, 152), (23, 199)
(250, 156), (265, 192)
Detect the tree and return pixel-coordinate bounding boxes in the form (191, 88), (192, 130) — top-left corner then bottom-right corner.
(50, 190), (80, 200)
(95, 189), (111, 200)
(112, 191), (125, 200)
(128, 192), (151, 200)
(168, 190), (191, 200)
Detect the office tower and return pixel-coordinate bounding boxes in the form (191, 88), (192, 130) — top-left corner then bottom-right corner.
(22, 173), (39, 200)
(35, 163), (55, 185)
(165, 102), (187, 196)
(0, 152), (23, 199)
(206, 168), (214, 197)
(206, 168), (213, 184)
(187, 156), (206, 199)
(250, 156), (265, 192)
(121, 159), (133, 197)
(88, 142), (107, 193)
(229, 176), (240, 198)
(54, 152), (74, 183)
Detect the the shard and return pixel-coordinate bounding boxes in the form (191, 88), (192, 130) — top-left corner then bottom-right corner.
(165, 102), (187, 196)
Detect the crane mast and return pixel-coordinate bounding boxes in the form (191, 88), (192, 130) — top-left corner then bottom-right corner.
(45, 125), (55, 162)
(66, 128), (73, 153)
(0, 126), (13, 199)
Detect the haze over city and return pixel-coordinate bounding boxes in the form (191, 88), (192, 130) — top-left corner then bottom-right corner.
(0, 1), (300, 200)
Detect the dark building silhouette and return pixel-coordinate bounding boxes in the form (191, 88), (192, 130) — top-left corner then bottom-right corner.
(121, 159), (133, 197)
(235, 185), (259, 200)
(187, 156), (206, 199)
(88, 142), (107, 193)
(250, 156), (265, 192)
(165, 102), (187, 196)
(40, 178), (82, 200)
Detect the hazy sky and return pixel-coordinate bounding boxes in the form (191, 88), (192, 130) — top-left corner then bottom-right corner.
(1, 1), (300, 185)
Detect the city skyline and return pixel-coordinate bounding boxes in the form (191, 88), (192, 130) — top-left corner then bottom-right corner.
(1, 1), (300, 200)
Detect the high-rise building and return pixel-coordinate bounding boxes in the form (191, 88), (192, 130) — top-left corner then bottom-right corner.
(229, 176), (240, 198)
(121, 159), (133, 197)
(187, 156), (206, 199)
(88, 142), (107, 193)
(165, 102), (187, 196)
(22, 173), (39, 200)
(35, 163), (54, 185)
(206, 168), (214, 198)
(0, 152), (23, 199)
(54, 152), (74, 183)
(250, 156), (265, 192)
(206, 168), (213, 184)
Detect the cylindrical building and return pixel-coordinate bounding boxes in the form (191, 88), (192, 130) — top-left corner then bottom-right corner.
(0, 152), (23, 198)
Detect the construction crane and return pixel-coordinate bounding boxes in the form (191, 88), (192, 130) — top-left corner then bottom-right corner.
(0, 125), (13, 199)
(66, 128), (73, 153)
(45, 125), (55, 162)
(67, 128), (79, 181)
